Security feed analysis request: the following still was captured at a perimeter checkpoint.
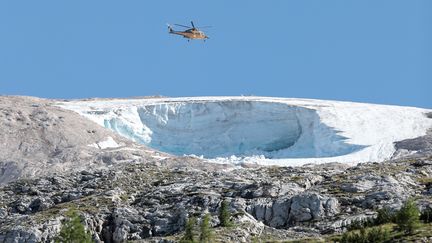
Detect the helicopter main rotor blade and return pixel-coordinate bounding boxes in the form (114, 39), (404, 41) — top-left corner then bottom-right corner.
(191, 21), (195, 28)
(174, 24), (191, 29)
(197, 26), (212, 29)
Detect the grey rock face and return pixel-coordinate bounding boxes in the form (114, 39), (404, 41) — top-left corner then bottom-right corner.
(341, 179), (375, 193)
(0, 226), (42, 243)
(362, 175), (411, 209)
(0, 218), (62, 243)
(289, 193), (339, 222)
(268, 198), (291, 228)
(248, 192), (339, 228)
(248, 198), (272, 223)
(112, 207), (150, 242)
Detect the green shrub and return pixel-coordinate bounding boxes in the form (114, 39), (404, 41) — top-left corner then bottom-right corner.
(347, 217), (374, 231)
(180, 216), (197, 243)
(219, 199), (234, 227)
(56, 209), (93, 243)
(395, 198), (421, 235)
(366, 227), (390, 242)
(375, 207), (395, 225)
(348, 207), (395, 232)
(199, 214), (213, 243)
(340, 226), (390, 243)
(347, 219), (363, 231)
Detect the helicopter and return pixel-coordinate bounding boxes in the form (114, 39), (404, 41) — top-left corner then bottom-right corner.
(167, 21), (210, 41)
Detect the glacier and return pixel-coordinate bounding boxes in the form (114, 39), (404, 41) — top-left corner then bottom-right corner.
(58, 97), (432, 166)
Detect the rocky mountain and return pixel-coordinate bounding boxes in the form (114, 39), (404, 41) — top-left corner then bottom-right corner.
(0, 96), (432, 242)
(0, 96), (170, 185)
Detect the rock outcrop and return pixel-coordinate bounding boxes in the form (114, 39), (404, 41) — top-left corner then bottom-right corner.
(1, 156), (432, 242)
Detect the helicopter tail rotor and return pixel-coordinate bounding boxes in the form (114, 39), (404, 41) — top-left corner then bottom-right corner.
(166, 24), (173, 33)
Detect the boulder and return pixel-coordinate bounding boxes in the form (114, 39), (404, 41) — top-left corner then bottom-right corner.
(341, 180), (375, 193)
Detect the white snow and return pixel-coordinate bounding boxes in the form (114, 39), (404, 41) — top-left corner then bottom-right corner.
(59, 97), (432, 166)
(88, 136), (120, 149)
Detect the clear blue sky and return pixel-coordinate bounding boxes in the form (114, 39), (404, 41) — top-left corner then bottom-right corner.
(0, 1), (430, 108)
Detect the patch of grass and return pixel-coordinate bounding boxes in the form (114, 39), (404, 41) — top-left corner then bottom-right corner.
(32, 206), (63, 224)
(325, 186), (346, 195)
(403, 158), (419, 164)
(31, 194), (115, 226)
(329, 223), (432, 243)
(418, 177), (432, 186)
(265, 166), (285, 179)
(289, 175), (304, 182)
(285, 238), (326, 243)
(340, 226), (390, 243)
(120, 193), (129, 202)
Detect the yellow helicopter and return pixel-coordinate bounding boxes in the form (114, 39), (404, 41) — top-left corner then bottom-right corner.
(167, 21), (210, 41)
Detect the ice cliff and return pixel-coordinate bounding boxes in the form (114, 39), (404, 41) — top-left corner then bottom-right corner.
(59, 97), (432, 166)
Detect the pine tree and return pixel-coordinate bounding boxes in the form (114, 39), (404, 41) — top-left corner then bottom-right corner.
(395, 198), (421, 235)
(180, 216), (197, 243)
(199, 214), (213, 243)
(219, 199), (233, 227)
(56, 209), (93, 243)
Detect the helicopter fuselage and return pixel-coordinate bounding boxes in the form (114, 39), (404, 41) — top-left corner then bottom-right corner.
(169, 28), (208, 40)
